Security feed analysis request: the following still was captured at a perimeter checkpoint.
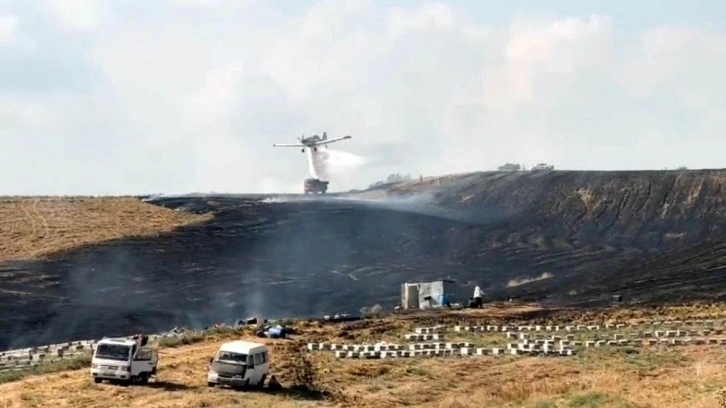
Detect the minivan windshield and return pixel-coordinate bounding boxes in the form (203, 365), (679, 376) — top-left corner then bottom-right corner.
(216, 351), (247, 364)
(94, 344), (131, 361)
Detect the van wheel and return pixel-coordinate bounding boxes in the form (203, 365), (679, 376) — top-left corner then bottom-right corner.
(257, 374), (266, 388)
(207, 382), (215, 387)
(93, 378), (102, 384)
(233, 379), (249, 391)
(138, 373), (149, 385)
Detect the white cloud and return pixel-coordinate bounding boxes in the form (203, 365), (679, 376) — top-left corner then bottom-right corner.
(0, 14), (18, 46)
(388, 3), (458, 36)
(44, 0), (101, 32)
(0, 1), (725, 194)
(166, 0), (228, 8)
(185, 63), (246, 123)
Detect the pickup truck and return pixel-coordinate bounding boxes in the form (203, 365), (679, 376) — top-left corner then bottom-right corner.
(90, 335), (158, 385)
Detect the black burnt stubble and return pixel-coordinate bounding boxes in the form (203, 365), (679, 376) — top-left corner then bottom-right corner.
(2, 170), (726, 350)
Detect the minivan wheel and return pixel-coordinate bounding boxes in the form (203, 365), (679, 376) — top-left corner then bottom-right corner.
(207, 382), (215, 387)
(233, 379), (249, 391)
(257, 374), (267, 388)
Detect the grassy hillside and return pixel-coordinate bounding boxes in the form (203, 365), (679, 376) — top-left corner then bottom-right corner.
(0, 196), (211, 262)
(3, 305), (726, 408)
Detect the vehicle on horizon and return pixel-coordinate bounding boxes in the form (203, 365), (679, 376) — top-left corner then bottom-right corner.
(531, 163), (554, 171)
(498, 163), (522, 171)
(207, 340), (269, 390)
(272, 131), (352, 153)
(304, 178), (329, 194)
(90, 334), (158, 385)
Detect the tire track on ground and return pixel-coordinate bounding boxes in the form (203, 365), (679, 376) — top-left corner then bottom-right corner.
(32, 198), (50, 236)
(20, 201), (36, 237)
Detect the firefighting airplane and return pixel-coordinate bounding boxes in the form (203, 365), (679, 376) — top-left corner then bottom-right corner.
(272, 132), (352, 153)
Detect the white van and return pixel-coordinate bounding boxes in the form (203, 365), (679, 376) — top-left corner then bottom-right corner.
(207, 340), (269, 389)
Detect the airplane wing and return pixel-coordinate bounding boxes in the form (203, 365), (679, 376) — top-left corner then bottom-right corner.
(315, 135), (352, 146)
(272, 143), (306, 147)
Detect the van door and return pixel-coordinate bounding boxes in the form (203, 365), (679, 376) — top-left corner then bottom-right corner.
(246, 353), (259, 384)
(252, 350), (268, 385)
(132, 347), (154, 377)
(260, 350), (269, 375)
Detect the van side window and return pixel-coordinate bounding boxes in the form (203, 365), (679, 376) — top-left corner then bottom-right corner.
(261, 351), (267, 363)
(253, 352), (262, 365)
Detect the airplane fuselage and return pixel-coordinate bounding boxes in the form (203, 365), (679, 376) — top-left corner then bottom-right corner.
(301, 136), (323, 146)
(272, 132), (351, 153)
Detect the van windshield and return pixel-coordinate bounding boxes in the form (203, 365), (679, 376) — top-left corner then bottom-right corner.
(216, 351), (248, 364)
(95, 344), (131, 361)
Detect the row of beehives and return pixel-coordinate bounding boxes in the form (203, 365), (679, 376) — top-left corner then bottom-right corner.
(507, 336), (726, 348)
(0, 339), (96, 360)
(314, 321), (726, 361)
(307, 340), (575, 359)
(0, 350), (92, 373)
(453, 324), (726, 348)
(308, 335), (726, 361)
(0, 327), (204, 375)
(0, 329), (184, 359)
(0, 340), (97, 373)
(0, 333), (164, 374)
(0, 332), (174, 363)
(453, 319), (726, 333)
(427, 322), (726, 348)
(508, 329), (726, 340)
(455, 324), (628, 333)
(307, 341), (471, 352)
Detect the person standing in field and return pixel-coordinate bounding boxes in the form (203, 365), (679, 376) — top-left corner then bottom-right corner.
(473, 285), (484, 308)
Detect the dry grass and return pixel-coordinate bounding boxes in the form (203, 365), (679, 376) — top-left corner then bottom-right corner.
(0, 196), (212, 262)
(3, 305), (726, 408)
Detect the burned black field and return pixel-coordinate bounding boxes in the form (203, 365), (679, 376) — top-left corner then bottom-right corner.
(2, 169), (726, 351)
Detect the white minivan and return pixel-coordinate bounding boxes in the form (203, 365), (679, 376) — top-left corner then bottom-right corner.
(207, 340), (269, 389)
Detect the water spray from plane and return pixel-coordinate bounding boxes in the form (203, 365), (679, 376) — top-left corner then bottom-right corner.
(308, 148), (366, 181)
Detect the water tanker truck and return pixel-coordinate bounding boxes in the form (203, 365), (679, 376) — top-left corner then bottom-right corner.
(304, 178), (329, 194)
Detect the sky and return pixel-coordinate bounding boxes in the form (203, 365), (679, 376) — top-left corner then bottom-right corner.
(0, 0), (725, 195)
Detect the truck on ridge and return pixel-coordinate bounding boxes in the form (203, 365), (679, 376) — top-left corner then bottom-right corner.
(304, 178), (329, 194)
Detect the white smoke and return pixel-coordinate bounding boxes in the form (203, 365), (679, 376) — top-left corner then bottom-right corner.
(306, 147), (367, 182)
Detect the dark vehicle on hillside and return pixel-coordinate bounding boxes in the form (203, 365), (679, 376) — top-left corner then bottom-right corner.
(497, 163), (521, 171)
(304, 178), (329, 194)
